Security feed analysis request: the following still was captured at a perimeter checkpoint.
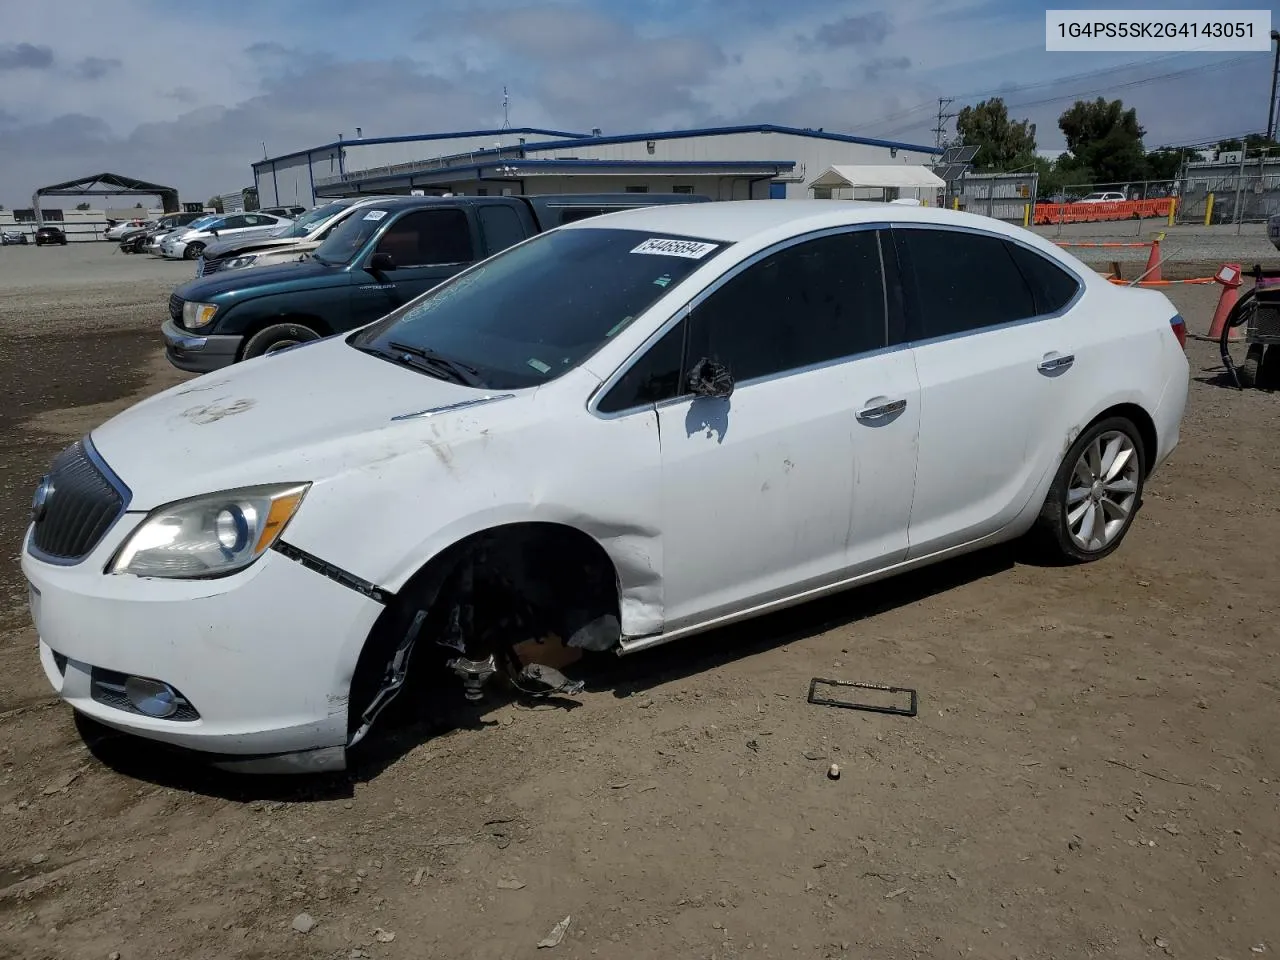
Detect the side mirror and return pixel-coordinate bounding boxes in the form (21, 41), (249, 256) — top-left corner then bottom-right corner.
(687, 357), (734, 399)
(369, 252), (396, 272)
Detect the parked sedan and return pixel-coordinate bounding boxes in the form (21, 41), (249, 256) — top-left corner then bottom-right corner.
(35, 226), (68, 245)
(20, 201), (1189, 774)
(159, 212), (291, 261)
(1, 229), (28, 245)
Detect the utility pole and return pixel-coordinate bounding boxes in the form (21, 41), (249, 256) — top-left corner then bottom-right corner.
(934, 97), (957, 151)
(1268, 30), (1280, 141)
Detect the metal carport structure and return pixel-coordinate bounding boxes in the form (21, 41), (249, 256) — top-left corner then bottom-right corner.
(31, 172), (180, 222)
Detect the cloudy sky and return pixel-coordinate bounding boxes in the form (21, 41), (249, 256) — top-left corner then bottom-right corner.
(0, 0), (1275, 207)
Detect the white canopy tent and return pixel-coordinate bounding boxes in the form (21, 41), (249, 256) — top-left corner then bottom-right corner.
(808, 164), (945, 203)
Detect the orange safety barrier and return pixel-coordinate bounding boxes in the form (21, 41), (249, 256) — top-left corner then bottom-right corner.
(1034, 198), (1175, 225)
(1105, 276), (1215, 286)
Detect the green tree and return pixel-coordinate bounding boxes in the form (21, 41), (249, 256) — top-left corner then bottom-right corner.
(1058, 97), (1146, 184)
(955, 97), (1038, 171)
(206, 196), (224, 214)
(1144, 147), (1183, 180)
(1216, 133), (1279, 153)
(242, 186), (259, 212)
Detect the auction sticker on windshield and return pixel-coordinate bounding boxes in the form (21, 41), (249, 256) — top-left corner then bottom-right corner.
(631, 238), (718, 259)
(363, 210), (388, 221)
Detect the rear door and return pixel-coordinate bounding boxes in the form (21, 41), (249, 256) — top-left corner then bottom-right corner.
(890, 224), (1087, 558)
(349, 207), (478, 327)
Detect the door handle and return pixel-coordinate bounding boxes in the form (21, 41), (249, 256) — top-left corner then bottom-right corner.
(1038, 353), (1075, 373)
(856, 398), (907, 422)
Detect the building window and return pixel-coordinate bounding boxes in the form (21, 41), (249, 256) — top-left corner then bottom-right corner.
(625, 185), (649, 193)
(672, 185), (694, 194)
(812, 186), (833, 200)
(476, 188), (489, 196)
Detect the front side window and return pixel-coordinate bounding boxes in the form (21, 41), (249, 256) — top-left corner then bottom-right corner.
(684, 229), (888, 384)
(894, 227), (1037, 340)
(374, 209), (474, 266)
(350, 227), (730, 390)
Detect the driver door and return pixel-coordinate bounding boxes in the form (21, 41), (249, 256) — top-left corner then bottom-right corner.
(349, 208), (477, 327)
(650, 227), (922, 630)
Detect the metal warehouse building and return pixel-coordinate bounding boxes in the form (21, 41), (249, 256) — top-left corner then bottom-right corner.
(251, 124), (941, 208)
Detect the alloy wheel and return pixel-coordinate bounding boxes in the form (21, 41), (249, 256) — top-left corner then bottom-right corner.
(1065, 430), (1140, 552)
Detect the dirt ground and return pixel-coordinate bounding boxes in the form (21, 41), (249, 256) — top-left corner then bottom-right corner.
(1, 246), (1278, 960)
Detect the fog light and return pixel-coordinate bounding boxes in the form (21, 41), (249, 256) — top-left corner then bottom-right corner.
(124, 677), (179, 718)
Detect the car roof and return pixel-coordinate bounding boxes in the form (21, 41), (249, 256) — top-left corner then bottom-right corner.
(557, 199), (1024, 244)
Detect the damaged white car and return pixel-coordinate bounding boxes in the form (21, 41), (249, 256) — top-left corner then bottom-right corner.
(21, 201), (1189, 773)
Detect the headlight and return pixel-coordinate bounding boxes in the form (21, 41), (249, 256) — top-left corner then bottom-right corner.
(182, 301), (219, 329)
(109, 483), (310, 578)
(224, 255), (257, 270)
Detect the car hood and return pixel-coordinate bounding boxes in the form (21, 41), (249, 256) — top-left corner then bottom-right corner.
(174, 258), (344, 300)
(90, 336), (524, 510)
(202, 235), (314, 260)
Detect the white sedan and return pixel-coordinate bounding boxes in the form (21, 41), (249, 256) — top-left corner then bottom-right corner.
(21, 200), (1189, 773)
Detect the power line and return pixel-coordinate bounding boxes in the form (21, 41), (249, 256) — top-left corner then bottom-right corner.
(859, 51), (1257, 140)
(858, 53), (1191, 134)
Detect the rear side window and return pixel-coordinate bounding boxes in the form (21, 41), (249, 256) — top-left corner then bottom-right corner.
(1005, 241), (1080, 315)
(478, 205), (527, 256)
(894, 228), (1037, 339)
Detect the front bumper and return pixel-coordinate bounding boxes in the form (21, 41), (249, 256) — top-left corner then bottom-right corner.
(162, 317), (243, 374)
(21, 514), (385, 773)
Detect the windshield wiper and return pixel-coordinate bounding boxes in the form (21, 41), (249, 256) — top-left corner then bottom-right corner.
(385, 341), (483, 386)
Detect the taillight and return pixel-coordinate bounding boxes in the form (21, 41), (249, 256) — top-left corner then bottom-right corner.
(1169, 313), (1187, 350)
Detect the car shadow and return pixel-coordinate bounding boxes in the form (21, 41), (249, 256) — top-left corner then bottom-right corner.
(79, 542), (1024, 798)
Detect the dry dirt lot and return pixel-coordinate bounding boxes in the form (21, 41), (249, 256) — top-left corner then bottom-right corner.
(0, 244), (1278, 960)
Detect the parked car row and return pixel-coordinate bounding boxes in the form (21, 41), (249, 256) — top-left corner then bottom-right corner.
(163, 192), (713, 370)
(1, 225), (67, 246)
(117, 210), (295, 260)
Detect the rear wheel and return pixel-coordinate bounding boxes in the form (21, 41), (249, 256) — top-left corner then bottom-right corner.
(1030, 416), (1146, 564)
(241, 322), (322, 360)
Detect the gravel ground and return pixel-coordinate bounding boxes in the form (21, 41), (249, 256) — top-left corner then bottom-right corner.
(0, 244), (1278, 960)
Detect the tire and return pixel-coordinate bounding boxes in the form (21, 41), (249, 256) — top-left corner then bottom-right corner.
(1030, 416), (1147, 564)
(183, 242), (205, 261)
(1238, 343), (1265, 388)
(1259, 344), (1280, 390)
(240, 322), (322, 360)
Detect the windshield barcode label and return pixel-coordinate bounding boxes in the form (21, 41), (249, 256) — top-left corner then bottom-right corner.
(631, 238), (718, 259)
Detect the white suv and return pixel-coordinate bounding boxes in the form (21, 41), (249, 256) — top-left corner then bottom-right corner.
(22, 200), (1189, 773)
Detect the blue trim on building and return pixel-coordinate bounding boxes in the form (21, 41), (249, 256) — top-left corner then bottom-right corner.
(318, 159), (796, 191)
(254, 127), (591, 168)
(526, 123), (940, 156)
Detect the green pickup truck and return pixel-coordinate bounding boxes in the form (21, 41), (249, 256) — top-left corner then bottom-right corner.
(163, 192), (709, 374)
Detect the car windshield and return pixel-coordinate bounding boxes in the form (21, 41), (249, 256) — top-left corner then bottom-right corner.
(277, 202), (346, 239)
(184, 215), (219, 231)
(350, 226), (729, 390)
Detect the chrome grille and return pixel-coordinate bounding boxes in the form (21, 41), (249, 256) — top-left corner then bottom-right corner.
(200, 257), (225, 276)
(29, 439), (129, 563)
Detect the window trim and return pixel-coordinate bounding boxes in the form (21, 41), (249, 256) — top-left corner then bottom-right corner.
(888, 222), (1086, 349)
(588, 222), (900, 421)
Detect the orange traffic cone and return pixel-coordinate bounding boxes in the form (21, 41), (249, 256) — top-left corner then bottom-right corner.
(1143, 234), (1164, 282)
(1207, 263), (1244, 341)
